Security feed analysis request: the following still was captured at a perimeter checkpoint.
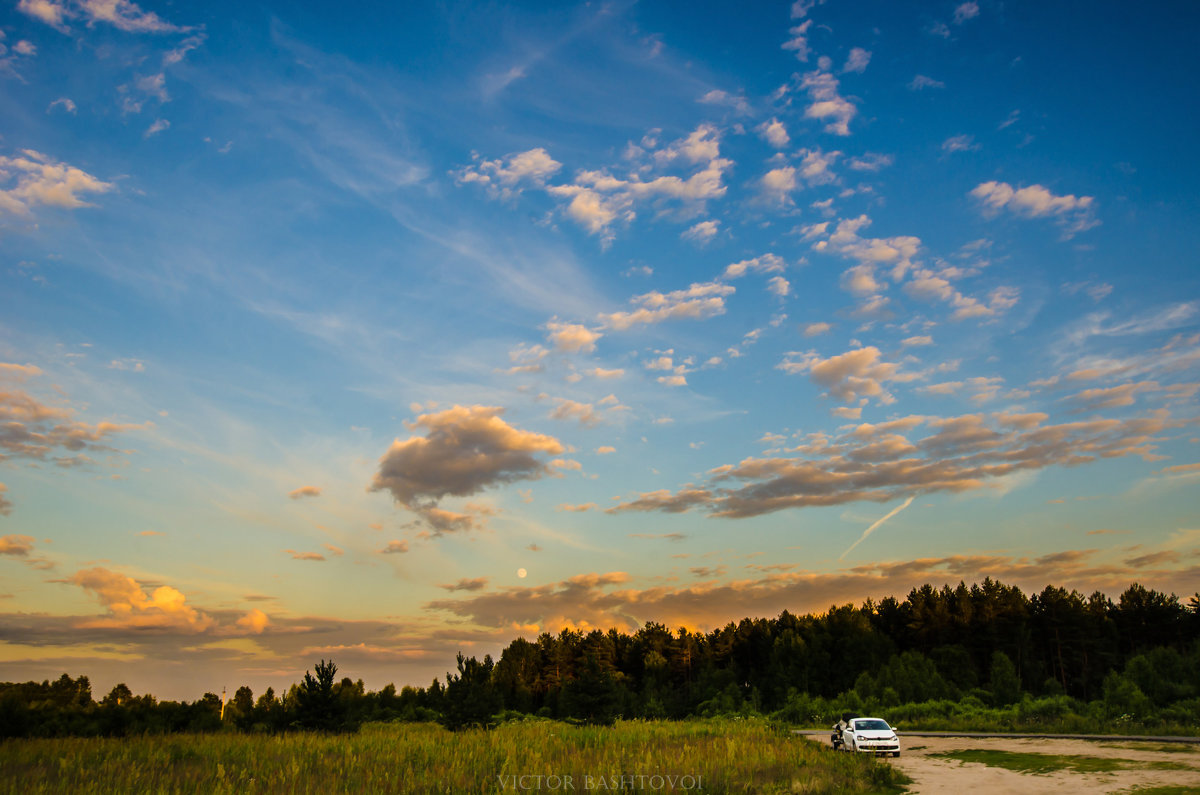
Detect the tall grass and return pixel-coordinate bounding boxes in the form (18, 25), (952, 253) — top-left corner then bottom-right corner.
(0, 718), (907, 794)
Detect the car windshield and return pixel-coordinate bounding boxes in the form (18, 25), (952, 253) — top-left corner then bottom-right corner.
(853, 719), (891, 731)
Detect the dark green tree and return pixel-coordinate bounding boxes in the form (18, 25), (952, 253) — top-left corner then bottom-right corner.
(441, 653), (501, 730)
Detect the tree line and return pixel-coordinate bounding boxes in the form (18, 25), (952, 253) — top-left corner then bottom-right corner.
(2, 579), (1197, 736)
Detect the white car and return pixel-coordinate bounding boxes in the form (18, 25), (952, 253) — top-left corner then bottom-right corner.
(838, 717), (900, 757)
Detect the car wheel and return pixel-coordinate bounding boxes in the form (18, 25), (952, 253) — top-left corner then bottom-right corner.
(893, 752), (901, 758)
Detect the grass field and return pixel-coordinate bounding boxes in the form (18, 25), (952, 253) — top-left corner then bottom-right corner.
(0, 718), (908, 794)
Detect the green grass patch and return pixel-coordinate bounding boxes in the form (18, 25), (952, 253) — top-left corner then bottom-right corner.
(0, 719), (909, 794)
(1119, 788), (1200, 795)
(932, 749), (1193, 776)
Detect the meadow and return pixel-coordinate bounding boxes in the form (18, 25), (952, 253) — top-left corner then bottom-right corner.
(0, 718), (907, 794)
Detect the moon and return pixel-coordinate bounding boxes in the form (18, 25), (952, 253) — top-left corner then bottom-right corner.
(517, 568), (527, 578)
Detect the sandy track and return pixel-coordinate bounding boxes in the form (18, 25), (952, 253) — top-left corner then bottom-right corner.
(881, 736), (1200, 794)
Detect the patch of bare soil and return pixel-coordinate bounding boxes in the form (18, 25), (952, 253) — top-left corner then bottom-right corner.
(891, 737), (1200, 794)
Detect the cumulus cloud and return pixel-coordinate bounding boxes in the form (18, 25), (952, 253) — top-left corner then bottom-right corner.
(549, 398), (601, 426)
(600, 281), (734, 330)
(779, 346), (916, 404)
(455, 148), (562, 198)
(803, 322), (832, 337)
(0, 534), (35, 556)
(801, 68), (857, 135)
(557, 502), (597, 512)
(70, 567), (214, 632)
(459, 126), (731, 243)
(379, 539), (409, 554)
(16, 0), (70, 30)
(610, 409), (1187, 519)
(781, 20), (814, 62)
(970, 181), (1099, 238)
(757, 119), (790, 148)
(697, 89), (750, 115)
(805, 215), (921, 280)
(19, 0), (190, 33)
(544, 321), (601, 354)
(721, 254), (785, 280)
(953, 2), (980, 24)
(236, 609), (269, 634)
(288, 486), (322, 500)
(842, 48), (871, 74)
(681, 219), (720, 245)
(286, 549), (326, 561)
(0, 484), (11, 515)
(0, 150), (113, 217)
(847, 153), (893, 172)
(760, 167), (797, 201)
(0, 381), (143, 466)
(370, 406), (563, 532)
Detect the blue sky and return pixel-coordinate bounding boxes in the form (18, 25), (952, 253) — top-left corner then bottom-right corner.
(2, 0), (1198, 698)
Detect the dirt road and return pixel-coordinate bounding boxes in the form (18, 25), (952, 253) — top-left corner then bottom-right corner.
(885, 736), (1200, 794)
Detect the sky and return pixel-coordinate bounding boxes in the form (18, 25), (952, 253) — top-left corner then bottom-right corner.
(1, 0), (1199, 700)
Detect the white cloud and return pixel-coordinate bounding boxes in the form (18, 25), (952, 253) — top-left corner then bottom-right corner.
(77, 0), (188, 32)
(847, 153), (894, 171)
(681, 219), (720, 245)
(942, 134), (978, 153)
(953, 2), (981, 24)
(796, 147), (841, 185)
(722, 254), (785, 280)
(804, 215), (921, 283)
(790, 0), (825, 18)
(768, 276), (790, 297)
(760, 167), (797, 202)
(19, 0), (189, 33)
(0, 150), (113, 217)
(601, 281), (735, 330)
(544, 321), (601, 354)
(47, 97), (77, 114)
(144, 118), (169, 138)
(803, 322), (832, 337)
(781, 20), (813, 62)
(697, 90), (750, 115)
(778, 346), (916, 404)
(842, 48), (871, 74)
(757, 118), (790, 148)
(970, 181), (1099, 238)
(801, 69), (857, 135)
(909, 75), (945, 91)
(16, 0), (69, 31)
(456, 148), (563, 198)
